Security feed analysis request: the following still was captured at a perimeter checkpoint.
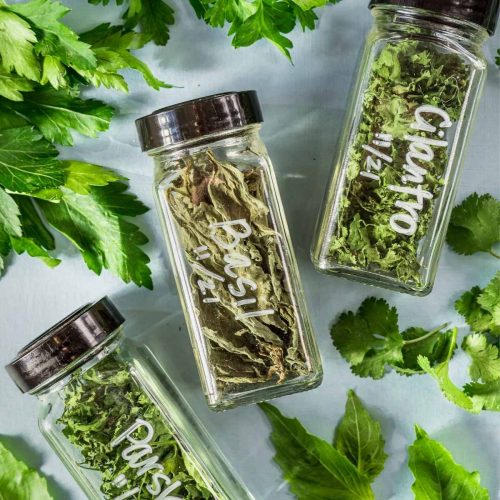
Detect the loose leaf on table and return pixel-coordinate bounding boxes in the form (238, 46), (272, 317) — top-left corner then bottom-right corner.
(0, 126), (63, 200)
(1, 88), (114, 146)
(333, 390), (387, 481)
(259, 402), (375, 500)
(330, 297), (454, 379)
(38, 184), (152, 289)
(456, 272), (500, 336)
(462, 333), (500, 383)
(464, 379), (500, 411)
(408, 426), (490, 500)
(0, 441), (53, 500)
(446, 193), (500, 258)
(418, 328), (477, 413)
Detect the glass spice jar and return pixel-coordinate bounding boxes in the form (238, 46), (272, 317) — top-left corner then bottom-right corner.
(312, 0), (499, 295)
(136, 91), (323, 411)
(5, 297), (253, 500)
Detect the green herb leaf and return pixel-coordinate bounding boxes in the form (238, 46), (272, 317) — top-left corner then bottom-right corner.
(333, 390), (387, 481)
(0, 186), (22, 238)
(2, 88), (114, 146)
(0, 126), (63, 200)
(408, 426), (490, 500)
(63, 160), (124, 195)
(418, 328), (477, 413)
(260, 402), (375, 500)
(463, 379), (500, 411)
(462, 333), (500, 382)
(0, 8), (40, 81)
(447, 193), (500, 258)
(39, 184), (152, 288)
(0, 68), (35, 101)
(0, 441), (53, 500)
(455, 273), (500, 336)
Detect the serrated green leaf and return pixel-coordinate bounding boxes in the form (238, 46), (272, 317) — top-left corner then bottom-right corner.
(333, 390), (387, 481)
(14, 195), (54, 250)
(0, 441), (53, 500)
(462, 333), (500, 382)
(9, 0), (96, 71)
(0, 9), (40, 81)
(446, 193), (500, 257)
(0, 68), (35, 101)
(464, 379), (500, 411)
(4, 88), (114, 146)
(40, 54), (67, 89)
(408, 426), (490, 500)
(11, 236), (60, 267)
(0, 126), (63, 199)
(260, 402), (375, 500)
(63, 160), (124, 195)
(477, 271), (500, 326)
(39, 184), (152, 288)
(0, 186), (22, 238)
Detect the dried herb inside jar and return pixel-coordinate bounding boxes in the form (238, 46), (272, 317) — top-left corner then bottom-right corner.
(58, 354), (214, 499)
(165, 150), (308, 392)
(329, 40), (470, 285)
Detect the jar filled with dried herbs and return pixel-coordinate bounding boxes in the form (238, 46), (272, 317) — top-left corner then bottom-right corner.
(5, 297), (253, 500)
(136, 92), (322, 411)
(312, 0), (499, 295)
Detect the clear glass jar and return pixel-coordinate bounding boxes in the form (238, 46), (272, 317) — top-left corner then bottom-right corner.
(6, 298), (253, 500)
(136, 92), (323, 411)
(312, 1), (497, 295)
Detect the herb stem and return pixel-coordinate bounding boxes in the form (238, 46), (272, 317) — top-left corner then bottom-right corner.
(402, 323), (450, 346)
(487, 249), (500, 259)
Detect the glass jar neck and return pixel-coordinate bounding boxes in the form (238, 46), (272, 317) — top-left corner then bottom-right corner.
(372, 5), (489, 49)
(31, 331), (123, 398)
(149, 123), (262, 160)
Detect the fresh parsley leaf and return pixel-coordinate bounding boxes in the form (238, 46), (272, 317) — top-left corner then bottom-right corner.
(259, 401), (375, 500)
(63, 160), (124, 195)
(462, 333), (500, 382)
(0, 8), (40, 81)
(39, 184), (152, 288)
(8, 0), (96, 71)
(0, 441), (53, 500)
(447, 193), (500, 258)
(13, 195), (54, 250)
(2, 88), (114, 146)
(0, 186), (22, 239)
(455, 273), (500, 336)
(0, 68), (34, 101)
(0, 126), (63, 200)
(331, 297), (453, 379)
(418, 328), (477, 413)
(464, 379), (500, 411)
(408, 426), (490, 500)
(333, 390), (387, 481)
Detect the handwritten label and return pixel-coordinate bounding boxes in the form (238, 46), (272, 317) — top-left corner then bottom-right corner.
(193, 218), (275, 320)
(110, 418), (183, 500)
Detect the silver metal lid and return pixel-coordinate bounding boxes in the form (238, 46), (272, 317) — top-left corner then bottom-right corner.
(5, 297), (125, 393)
(135, 91), (263, 152)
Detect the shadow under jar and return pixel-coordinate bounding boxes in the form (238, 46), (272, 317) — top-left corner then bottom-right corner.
(136, 92), (322, 411)
(5, 298), (254, 500)
(312, 0), (499, 296)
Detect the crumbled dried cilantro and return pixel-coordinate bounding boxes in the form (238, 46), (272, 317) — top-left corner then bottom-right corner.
(327, 40), (470, 288)
(57, 353), (214, 499)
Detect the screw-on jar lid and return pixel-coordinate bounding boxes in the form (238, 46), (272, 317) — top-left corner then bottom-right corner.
(135, 91), (263, 152)
(5, 297), (125, 393)
(369, 0), (500, 34)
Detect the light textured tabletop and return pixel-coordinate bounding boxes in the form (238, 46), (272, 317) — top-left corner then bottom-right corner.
(0, 1), (499, 499)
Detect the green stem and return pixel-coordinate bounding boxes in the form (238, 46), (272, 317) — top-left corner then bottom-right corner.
(487, 248), (500, 259)
(402, 323), (450, 346)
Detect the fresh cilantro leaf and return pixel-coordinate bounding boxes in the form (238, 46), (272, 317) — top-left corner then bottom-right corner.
(8, 0), (96, 71)
(418, 328), (477, 413)
(333, 390), (387, 481)
(408, 426), (490, 500)
(446, 193), (500, 258)
(456, 273), (500, 336)
(2, 88), (114, 146)
(39, 184), (152, 288)
(464, 379), (500, 411)
(462, 333), (500, 382)
(0, 8), (40, 81)
(0, 126), (63, 200)
(331, 297), (453, 379)
(0, 68), (34, 101)
(259, 402), (375, 500)
(0, 441), (53, 500)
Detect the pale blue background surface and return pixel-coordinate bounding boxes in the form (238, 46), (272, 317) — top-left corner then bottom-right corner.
(0, 1), (499, 499)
